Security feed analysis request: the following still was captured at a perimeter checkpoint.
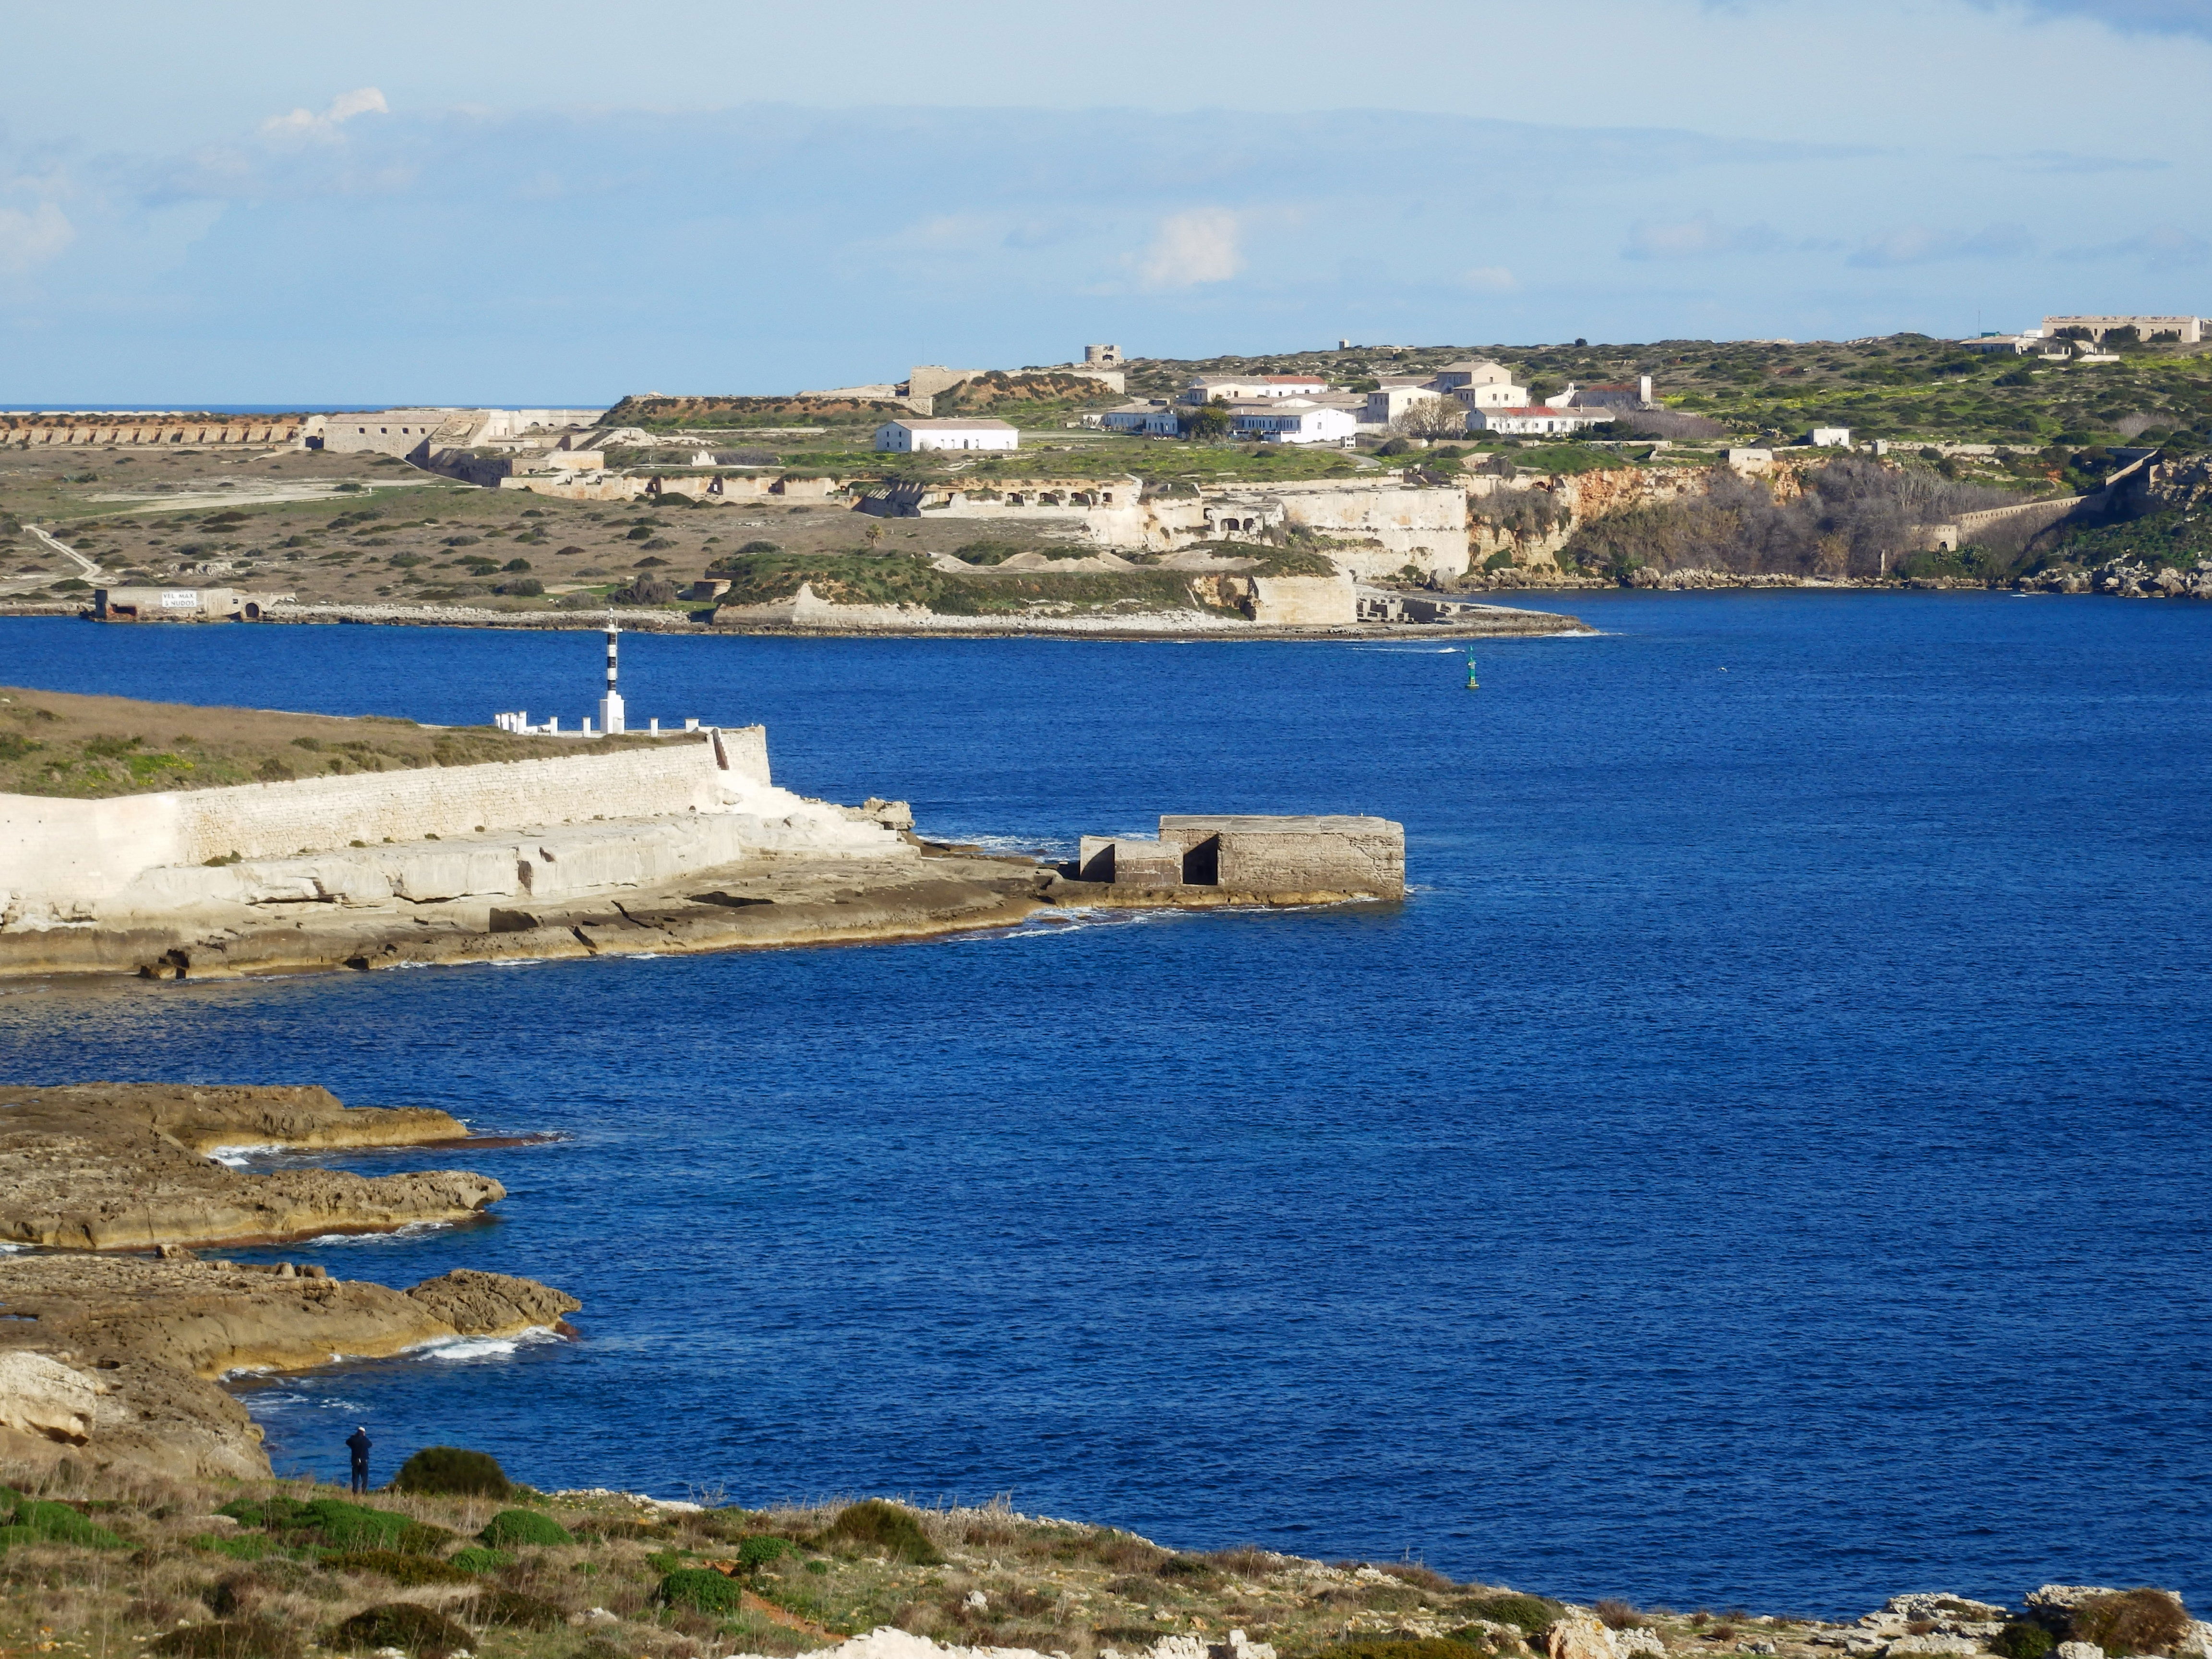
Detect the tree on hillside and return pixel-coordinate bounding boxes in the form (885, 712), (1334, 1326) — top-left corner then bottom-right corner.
(1180, 406), (1231, 441)
(1393, 397), (1467, 440)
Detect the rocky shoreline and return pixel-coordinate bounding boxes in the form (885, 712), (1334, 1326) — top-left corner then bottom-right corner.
(0, 1082), (579, 1480)
(0, 1085), (2198, 1659)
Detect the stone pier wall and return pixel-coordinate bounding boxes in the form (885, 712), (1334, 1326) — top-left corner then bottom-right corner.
(1, 732), (769, 911)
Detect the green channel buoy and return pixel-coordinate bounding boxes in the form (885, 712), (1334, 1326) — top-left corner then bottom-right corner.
(1466, 648), (1479, 690)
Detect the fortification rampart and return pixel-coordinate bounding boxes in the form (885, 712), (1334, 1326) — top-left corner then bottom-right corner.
(2, 733), (768, 910)
(0, 420), (303, 448)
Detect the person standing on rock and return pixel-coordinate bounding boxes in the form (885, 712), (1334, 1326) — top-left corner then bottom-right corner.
(345, 1426), (372, 1494)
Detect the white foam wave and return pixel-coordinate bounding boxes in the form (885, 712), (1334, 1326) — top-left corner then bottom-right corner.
(412, 1325), (565, 1363)
(206, 1143), (287, 1167)
(956, 907), (1184, 946)
(298, 1219), (456, 1247)
(929, 831), (1072, 858)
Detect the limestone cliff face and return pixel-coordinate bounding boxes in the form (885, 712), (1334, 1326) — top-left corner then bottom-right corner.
(1460, 460), (1815, 579)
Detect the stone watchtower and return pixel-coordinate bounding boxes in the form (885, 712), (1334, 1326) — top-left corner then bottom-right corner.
(1084, 345), (1124, 366)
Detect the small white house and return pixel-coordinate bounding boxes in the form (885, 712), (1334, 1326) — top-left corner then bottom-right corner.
(1097, 401), (1182, 436)
(1229, 400), (1359, 445)
(1364, 385), (1454, 426)
(874, 418), (1020, 453)
(1466, 405), (1611, 436)
(1808, 427), (1852, 447)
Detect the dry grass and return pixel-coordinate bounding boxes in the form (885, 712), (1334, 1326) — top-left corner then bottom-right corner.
(0, 685), (671, 800)
(0, 1464), (1998, 1659)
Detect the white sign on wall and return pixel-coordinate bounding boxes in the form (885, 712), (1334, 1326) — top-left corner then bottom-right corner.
(160, 591), (198, 608)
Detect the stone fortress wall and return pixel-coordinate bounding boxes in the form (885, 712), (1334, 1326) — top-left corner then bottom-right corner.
(2, 732), (770, 912)
(0, 419), (303, 447)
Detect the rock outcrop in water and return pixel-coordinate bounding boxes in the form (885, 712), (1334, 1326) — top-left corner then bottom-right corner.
(0, 1082), (579, 1479)
(0, 1082), (495, 1248)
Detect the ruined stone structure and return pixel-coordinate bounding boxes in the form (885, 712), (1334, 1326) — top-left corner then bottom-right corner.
(2042, 314), (2202, 344)
(0, 418), (303, 448)
(1075, 815), (1405, 902)
(94, 586), (293, 623)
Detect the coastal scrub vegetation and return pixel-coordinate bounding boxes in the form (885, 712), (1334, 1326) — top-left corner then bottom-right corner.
(0, 687), (669, 801)
(697, 552), (1248, 618)
(0, 1466), (2021, 1659)
(394, 1448), (513, 1499)
(1125, 335), (2212, 452)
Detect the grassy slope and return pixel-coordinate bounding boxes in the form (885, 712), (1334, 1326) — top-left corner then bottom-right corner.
(0, 1473), (1878, 1659)
(0, 687), (667, 800)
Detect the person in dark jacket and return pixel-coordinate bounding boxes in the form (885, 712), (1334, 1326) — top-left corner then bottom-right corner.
(345, 1426), (372, 1494)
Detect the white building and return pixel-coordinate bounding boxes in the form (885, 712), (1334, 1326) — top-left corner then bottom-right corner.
(2043, 314), (2203, 344)
(1364, 386), (1455, 426)
(1808, 427), (1852, 447)
(873, 418), (1020, 453)
(1545, 377), (1653, 410)
(1466, 405), (1612, 436)
(1229, 400), (1359, 445)
(1181, 373), (1331, 407)
(1097, 401), (1182, 436)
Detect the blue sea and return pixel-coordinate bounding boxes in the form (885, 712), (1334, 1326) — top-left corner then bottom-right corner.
(1, 595), (2207, 1618)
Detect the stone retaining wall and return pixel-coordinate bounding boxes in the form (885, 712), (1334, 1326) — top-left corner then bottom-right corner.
(2, 732), (768, 911)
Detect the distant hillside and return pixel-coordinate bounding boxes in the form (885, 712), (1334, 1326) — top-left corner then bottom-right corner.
(931, 371), (1127, 417)
(1123, 335), (2212, 450)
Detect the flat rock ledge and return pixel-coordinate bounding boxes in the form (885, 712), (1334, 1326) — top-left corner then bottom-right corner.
(1, 847), (1052, 982)
(0, 1256), (578, 1481)
(0, 1082), (580, 1481)
(0, 1082), (492, 1249)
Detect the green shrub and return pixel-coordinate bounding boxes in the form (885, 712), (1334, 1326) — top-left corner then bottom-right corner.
(448, 1546), (513, 1574)
(820, 1499), (943, 1564)
(468, 1589), (566, 1631)
(478, 1508), (573, 1548)
(327, 1603), (474, 1657)
(0, 1525), (42, 1550)
(217, 1497), (311, 1530)
(292, 1500), (412, 1551)
(661, 1567), (747, 1613)
(739, 1534), (797, 1571)
(1995, 1625), (2055, 1659)
(150, 1618), (301, 1659)
(2070, 1591), (2191, 1655)
(323, 1550), (478, 1586)
(1157, 1554), (1219, 1579)
(1459, 1595), (1565, 1640)
(391, 1446), (512, 1498)
(7, 1498), (125, 1548)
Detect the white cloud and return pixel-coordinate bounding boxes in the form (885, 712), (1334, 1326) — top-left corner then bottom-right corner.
(1464, 265), (1516, 291)
(260, 87), (388, 144)
(1624, 212), (1789, 260)
(1846, 220), (2032, 266)
(2059, 224), (2212, 270)
(1138, 208), (1242, 290)
(0, 202), (74, 275)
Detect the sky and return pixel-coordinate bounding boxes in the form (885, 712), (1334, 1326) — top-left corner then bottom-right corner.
(1, 0), (2208, 404)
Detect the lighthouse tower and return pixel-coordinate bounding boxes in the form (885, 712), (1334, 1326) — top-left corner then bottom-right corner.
(597, 616), (626, 735)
